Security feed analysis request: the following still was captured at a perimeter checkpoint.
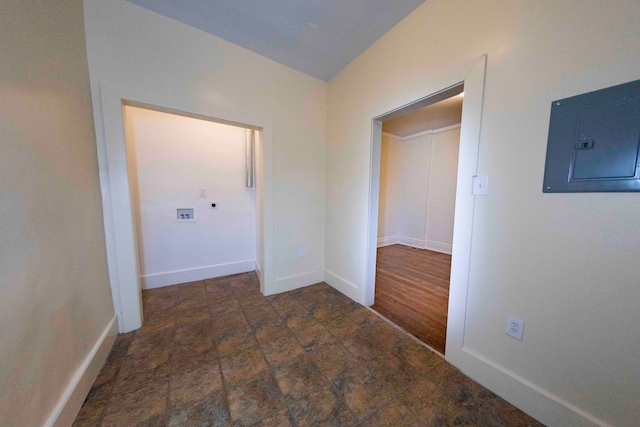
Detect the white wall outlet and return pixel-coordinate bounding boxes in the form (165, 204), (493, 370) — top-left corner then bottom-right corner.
(506, 315), (525, 340)
(299, 247), (306, 257)
(199, 189), (207, 198)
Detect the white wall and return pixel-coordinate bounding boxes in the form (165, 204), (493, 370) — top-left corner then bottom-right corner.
(397, 134), (432, 246)
(0, 1), (116, 425)
(325, 1), (640, 425)
(377, 133), (401, 245)
(83, 0), (327, 321)
(378, 128), (460, 254)
(425, 128), (460, 252)
(124, 106), (256, 288)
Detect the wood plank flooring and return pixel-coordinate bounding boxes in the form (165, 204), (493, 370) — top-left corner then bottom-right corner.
(372, 244), (451, 354)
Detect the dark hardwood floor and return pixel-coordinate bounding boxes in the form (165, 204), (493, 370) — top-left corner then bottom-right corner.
(372, 244), (451, 354)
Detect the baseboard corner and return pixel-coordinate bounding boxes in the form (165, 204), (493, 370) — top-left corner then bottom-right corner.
(46, 316), (117, 427)
(267, 270), (324, 295)
(323, 269), (360, 302)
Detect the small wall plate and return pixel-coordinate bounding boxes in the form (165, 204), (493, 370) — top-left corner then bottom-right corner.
(175, 208), (196, 222)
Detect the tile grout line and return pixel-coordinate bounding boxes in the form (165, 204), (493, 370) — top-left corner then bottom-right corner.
(96, 331), (135, 427)
(163, 307), (178, 425)
(238, 282), (299, 427)
(284, 306), (346, 426)
(276, 292), (366, 426)
(284, 295), (377, 426)
(326, 303), (446, 425)
(244, 283), (360, 426)
(209, 276), (241, 426)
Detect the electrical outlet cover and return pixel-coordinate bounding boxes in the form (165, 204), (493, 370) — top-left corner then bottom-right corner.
(506, 315), (525, 340)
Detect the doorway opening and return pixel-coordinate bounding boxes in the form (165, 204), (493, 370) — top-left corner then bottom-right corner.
(371, 86), (464, 354)
(364, 56), (486, 361)
(123, 105), (260, 295)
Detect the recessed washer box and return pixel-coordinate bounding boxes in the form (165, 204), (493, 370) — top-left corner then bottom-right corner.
(543, 79), (640, 193)
(176, 208), (195, 221)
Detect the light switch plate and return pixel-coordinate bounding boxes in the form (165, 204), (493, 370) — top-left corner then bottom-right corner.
(473, 175), (489, 195)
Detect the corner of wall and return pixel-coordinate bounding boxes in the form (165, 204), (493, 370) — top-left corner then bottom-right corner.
(324, 269), (361, 303)
(47, 316), (118, 427)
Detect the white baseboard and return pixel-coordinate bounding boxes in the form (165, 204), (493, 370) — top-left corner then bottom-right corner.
(323, 269), (360, 303)
(266, 270), (324, 296)
(381, 236), (453, 255)
(398, 236), (426, 249)
(377, 235), (398, 247)
(255, 260), (262, 286)
(141, 259), (256, 289)
(450, 347), (608, 427)
(115, 312), (124, 334)
(46, 316), (118, 427)
(424, 240), (452, 255)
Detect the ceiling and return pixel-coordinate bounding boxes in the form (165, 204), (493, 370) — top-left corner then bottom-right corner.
(127, 0), (425, 81)
(383, 92), (464, 138)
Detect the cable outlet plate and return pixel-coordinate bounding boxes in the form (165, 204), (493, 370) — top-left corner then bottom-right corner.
(506, 315), (525, 340)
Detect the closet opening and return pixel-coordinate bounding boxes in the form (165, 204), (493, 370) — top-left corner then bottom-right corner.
(370, 84), (464, 354)
(122, 103), (265, 323)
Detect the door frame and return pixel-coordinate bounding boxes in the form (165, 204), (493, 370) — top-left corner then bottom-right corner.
(93, 82), (274, 333)
(364, 55), (486, 359)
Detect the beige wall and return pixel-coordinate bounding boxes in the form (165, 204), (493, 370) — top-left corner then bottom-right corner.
(83, 0), (327, 302)
(396, 134), (432, 245)
(326, 1), (640, 425)
(426, 128), (460, 249)
(0, 0), (115, 425)
(378, 128), (460, 253)
(377, 134), (402, 241)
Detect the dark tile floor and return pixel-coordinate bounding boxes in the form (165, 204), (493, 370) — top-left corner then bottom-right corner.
(74, 272), (543, 426)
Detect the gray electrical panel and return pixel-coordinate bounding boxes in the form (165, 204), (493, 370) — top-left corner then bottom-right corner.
(543, 79), (640, 193)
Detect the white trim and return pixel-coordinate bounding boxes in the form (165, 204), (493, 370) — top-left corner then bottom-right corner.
(424, 240), (452, 254)
(376, 237), (452, 254)
(381, 131), (401, 140)
(266, 270), (324, 295)
(116, 312), (124, 334)
(363, 118), (383, 306)
(46, 316), (117, 427)
(376, 235), (399, 247)
(95, 83), (143, 333)
(141, 260), (255, 289)
(255, 260), (262, 285)
(398, 236), (426, 249)
(324, 269), (360, 302)
(383, 123), (461, 141)
(444, 56), (485, 360)
(430, 123), (461, 135)
(460, 347), (609, 427)
(92, 85), (123, 335)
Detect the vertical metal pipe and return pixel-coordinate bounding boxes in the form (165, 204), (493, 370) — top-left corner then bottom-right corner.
(246, 129), (254, 187)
